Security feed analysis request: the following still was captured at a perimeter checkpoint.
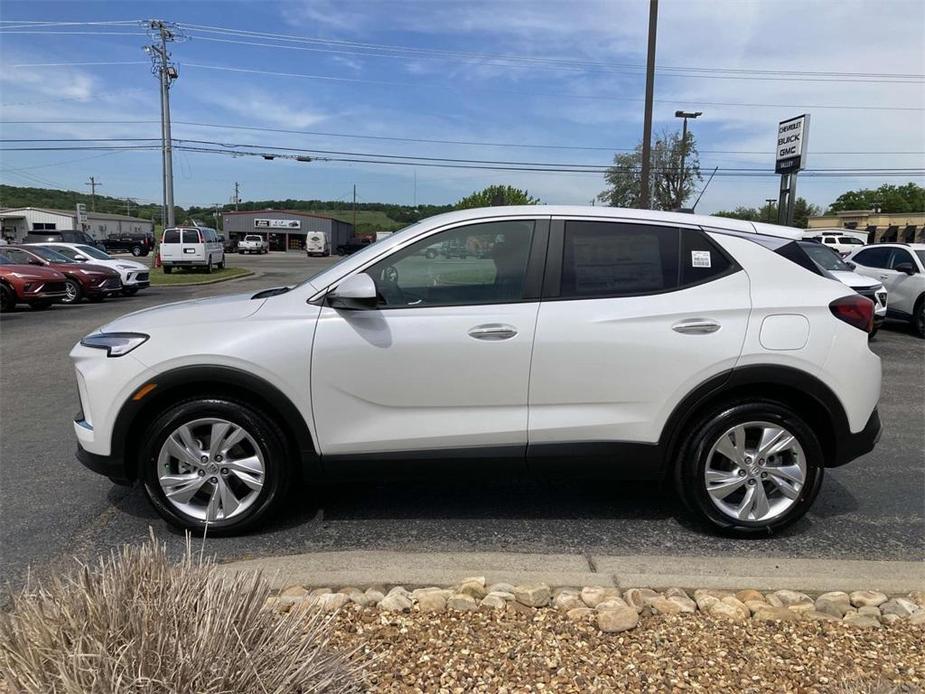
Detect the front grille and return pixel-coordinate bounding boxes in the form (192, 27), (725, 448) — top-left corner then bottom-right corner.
(101, 277), (122, 289)
(136, 272), (149, 281)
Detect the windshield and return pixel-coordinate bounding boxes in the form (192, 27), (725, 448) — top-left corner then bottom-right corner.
(800, 242), (851, 272)
(76, 244), (112, 260)
(26, 246), (75, 263)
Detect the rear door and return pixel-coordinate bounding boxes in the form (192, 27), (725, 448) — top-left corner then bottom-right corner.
(528, 219), (751, 450)
(160, 229), (182, 262)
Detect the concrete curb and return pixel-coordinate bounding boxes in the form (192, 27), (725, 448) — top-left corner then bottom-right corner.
(150, 269), (256, 287)
(217, 550), (924, 594)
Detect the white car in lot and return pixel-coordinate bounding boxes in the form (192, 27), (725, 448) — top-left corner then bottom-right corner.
(846, 243), (925, 337)
(805, 231), (866, 256)
(39, 243), (150, 296)
(70, 207), (882, 537)
(238, 235), (269, 255)
(798, 241), (887, 336)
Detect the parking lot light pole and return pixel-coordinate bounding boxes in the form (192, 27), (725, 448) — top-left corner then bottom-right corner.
(674, 110), (701, 209)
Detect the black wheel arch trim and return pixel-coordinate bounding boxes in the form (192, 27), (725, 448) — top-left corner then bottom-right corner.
(108, 365), (318, 483)
(660, 364), (874, 471)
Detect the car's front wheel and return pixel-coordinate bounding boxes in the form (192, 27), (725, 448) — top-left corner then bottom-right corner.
(675, 401), (824, 536)
(62, 279), (82, 304)
(0, 284), (15, 312)
(131, 246), (143, 257)
(140, 398), (289, 534)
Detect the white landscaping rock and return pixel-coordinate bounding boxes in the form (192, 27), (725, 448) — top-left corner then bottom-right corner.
(458, 580), (488, 600)
(485, 590), (515, 601)
(596, 597), (630, 611)
(480, 594), (507, 611)
(416, 592), (447, 613)
(802, 610), (842, 623)
(364, 588), (385, 605)
(317, 592), (349, 612)
(815, 592), (852, 618)
(623, 588), (659, 611)
(770, 590), (813, 609)
(709, 597), (750, 622)
(280, 585), (308, 598)
(908, 610), (925, 626)
(857, 605), (882, 619)
(844, 612), (881, 628)
(553, 593), (584, 611)
(880, 598), (919, 618)
(580, 586), (609, 608)
(566, 607), (594, 622)
(488, 582), (515, 595)
(513, 583), (552, 608)
(753, 606), (802, 623)
(693, 589), (731, 613)
(850, 590), (888, 608)
(597, 606), (639, 633)
(379, 593), (412, 612)
(447, 593), (478, 611)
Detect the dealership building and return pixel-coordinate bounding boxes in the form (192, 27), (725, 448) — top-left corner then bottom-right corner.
(222, 209), (353, 252)
(807, 210), (925, 244)
(0, 207), (155, 243)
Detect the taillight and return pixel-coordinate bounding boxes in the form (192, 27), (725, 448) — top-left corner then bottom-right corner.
(830, 295), (874, 333)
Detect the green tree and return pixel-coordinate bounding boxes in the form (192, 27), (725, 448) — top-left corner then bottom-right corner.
(713, 206), (762, 222)
(827, 183), (925, 214)
(454, 185), (541, 209)
(598, 129), (702, 211)
(713, 198), (819, 228)
(792, 198), (822, 229)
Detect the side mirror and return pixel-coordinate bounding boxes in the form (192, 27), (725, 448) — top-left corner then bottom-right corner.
(846, 261), (856, 270)
(894, 262), (917, 275)
(327, 273), (378, 310)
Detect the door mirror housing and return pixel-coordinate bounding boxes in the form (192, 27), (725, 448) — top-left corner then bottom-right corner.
(894, 262), (917, 275)
(328, 273), (378, 310)
(846, 261), (856, 270)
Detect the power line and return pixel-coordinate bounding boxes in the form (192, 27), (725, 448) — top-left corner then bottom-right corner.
(181, 62), (925, 112)
(9, 61), (149, 68)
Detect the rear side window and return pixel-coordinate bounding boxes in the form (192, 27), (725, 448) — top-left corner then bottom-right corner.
(560, 222), (679, 298)
(852, 247), (891, 268)
(889, 248), (915, 269)
(163, 230), (180, 243)
(182, 230), (200, 244)
(680, 229), (734, 286)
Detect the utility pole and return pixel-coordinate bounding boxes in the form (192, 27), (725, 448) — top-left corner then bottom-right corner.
(145, 20), (180, 229)
(85, 177), (101, 211)
(674, 110), (702, 209)
(352, 184), (357, 232)
(765, 198), (776, 223)
(125, 197), (134, 216)
(234, 181), (240, 211)
(639, 0), (659, 210)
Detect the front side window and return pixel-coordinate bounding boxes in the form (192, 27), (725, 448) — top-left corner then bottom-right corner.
(560, 222), (679, 298)
(365, 220), (535, 307)
(853, 247), (891, 269)
(2, 248), (41, 265)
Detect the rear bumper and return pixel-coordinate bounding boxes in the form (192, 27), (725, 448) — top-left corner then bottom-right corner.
(830, 408), (882, 467)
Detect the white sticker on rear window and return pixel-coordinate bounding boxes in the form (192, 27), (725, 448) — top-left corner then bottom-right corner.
(691, 250), (711, 268)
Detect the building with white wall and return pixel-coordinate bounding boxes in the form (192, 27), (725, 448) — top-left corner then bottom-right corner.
(0, 207), (154, 242)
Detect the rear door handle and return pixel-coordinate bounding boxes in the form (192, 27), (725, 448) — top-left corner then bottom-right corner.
(672, 319), (721, 334)
(468, 323), (518, 340)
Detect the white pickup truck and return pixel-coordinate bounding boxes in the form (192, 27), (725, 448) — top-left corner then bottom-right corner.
(238, 234), (268, 255)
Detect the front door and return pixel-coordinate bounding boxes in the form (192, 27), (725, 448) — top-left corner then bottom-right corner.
(311, 218), (547, 456)
(528, 219), (750, 449)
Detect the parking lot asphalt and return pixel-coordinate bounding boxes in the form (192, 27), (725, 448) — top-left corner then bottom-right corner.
(1, 251), (923, 591)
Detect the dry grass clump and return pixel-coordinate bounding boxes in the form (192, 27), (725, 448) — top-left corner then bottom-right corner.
(0, 533), (366, 694)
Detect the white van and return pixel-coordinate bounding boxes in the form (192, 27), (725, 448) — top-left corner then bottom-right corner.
(160, 227), (225, 274)
(803, 229), (867, 256)
(305, 231), (329, 257)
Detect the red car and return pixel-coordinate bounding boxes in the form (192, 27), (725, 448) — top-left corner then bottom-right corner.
(1, 245), (121, 304)
(0, 254), (68, 311)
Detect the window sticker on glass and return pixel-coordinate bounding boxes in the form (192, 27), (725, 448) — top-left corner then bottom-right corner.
(691, 250), (712, 268)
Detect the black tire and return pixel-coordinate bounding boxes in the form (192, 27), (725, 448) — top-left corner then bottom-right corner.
(29, 299), (53, 310)
(868, 326), (878, 340)
(0, 284), (15, 312)
(62, 278), (82, 304)
(131, 246), (143, 257)
(913, 297), (925, 338)
(674, 400), (825, 537)
(140, 398), (290, 534)
(163, 265), (173, 275)
(217, 257), (225, 270)
(205, 257), (214, 274)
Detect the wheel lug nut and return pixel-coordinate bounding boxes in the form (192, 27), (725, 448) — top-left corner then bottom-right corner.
(760, 472), (768, 479)
(215, 455), (223, 462)
(221, 468), (229, 475)
(738, 469), (746, 477)
(210, 476), (218, 483)
(200, 455), (208, 463)
(747, 479), (756, 486)
(758, 458), (765, 466)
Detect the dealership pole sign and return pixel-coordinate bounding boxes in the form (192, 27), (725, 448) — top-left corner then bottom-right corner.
(775, 114), (810, 226)
(775, 114), (810, 174)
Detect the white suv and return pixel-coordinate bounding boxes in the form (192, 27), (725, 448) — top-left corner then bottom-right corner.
(70, 207), (882, 536)
(39, 242), (150, 295)
(845, 243), (925, 337)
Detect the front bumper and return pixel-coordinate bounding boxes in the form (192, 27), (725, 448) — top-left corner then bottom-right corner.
(830, 408), (882, 467)
(76, 442), (131, 485)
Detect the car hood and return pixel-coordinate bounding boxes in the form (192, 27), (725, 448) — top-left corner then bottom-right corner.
(97, 291), (265, 332)
(52, 262), (119, 277)
(113, 260), (147, 270)
(829, 269), (881, 290)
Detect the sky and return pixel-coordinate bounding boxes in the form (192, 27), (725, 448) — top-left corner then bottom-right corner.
(0, 0), (923, 215)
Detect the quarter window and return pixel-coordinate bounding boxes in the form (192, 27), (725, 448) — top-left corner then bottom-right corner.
(889, 248), (915, 269)
(365, 220), (535, 307)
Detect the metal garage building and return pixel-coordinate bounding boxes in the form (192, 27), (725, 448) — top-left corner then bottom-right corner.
(0, 207), (154, 242)
(222, 210), (353, 252)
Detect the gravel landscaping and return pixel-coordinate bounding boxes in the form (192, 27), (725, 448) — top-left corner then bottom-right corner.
(268, 580), (925, 692)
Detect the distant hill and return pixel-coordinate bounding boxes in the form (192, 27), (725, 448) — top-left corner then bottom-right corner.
(0, 185), (453, 234)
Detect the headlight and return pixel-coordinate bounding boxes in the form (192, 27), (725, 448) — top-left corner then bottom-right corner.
(80, 332), (149, 357)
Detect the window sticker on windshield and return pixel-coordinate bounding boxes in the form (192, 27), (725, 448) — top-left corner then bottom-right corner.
(691, 250), (711, 268)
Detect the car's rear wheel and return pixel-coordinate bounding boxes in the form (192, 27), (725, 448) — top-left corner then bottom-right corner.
(141, 398), (290, 534)
(217, 256), (225, 270)
(205, 257), (214, 274)
(913, 297), (925, 338)
(131, 246), (143, 257)
(0, 284), (15, 312)
(675, 401), (824, 536)
(62, 279), (82, 304)
(163, 265), (173, 274)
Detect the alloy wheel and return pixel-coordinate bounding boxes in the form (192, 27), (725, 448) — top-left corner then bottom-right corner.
(63, 280), (79, 303)
(703, 421), (807, 523)
(156, 417), (265, 523)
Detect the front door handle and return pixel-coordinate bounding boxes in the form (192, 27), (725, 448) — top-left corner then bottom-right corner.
(468, 324), (518, 340)
(672, 318), (721, 334)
